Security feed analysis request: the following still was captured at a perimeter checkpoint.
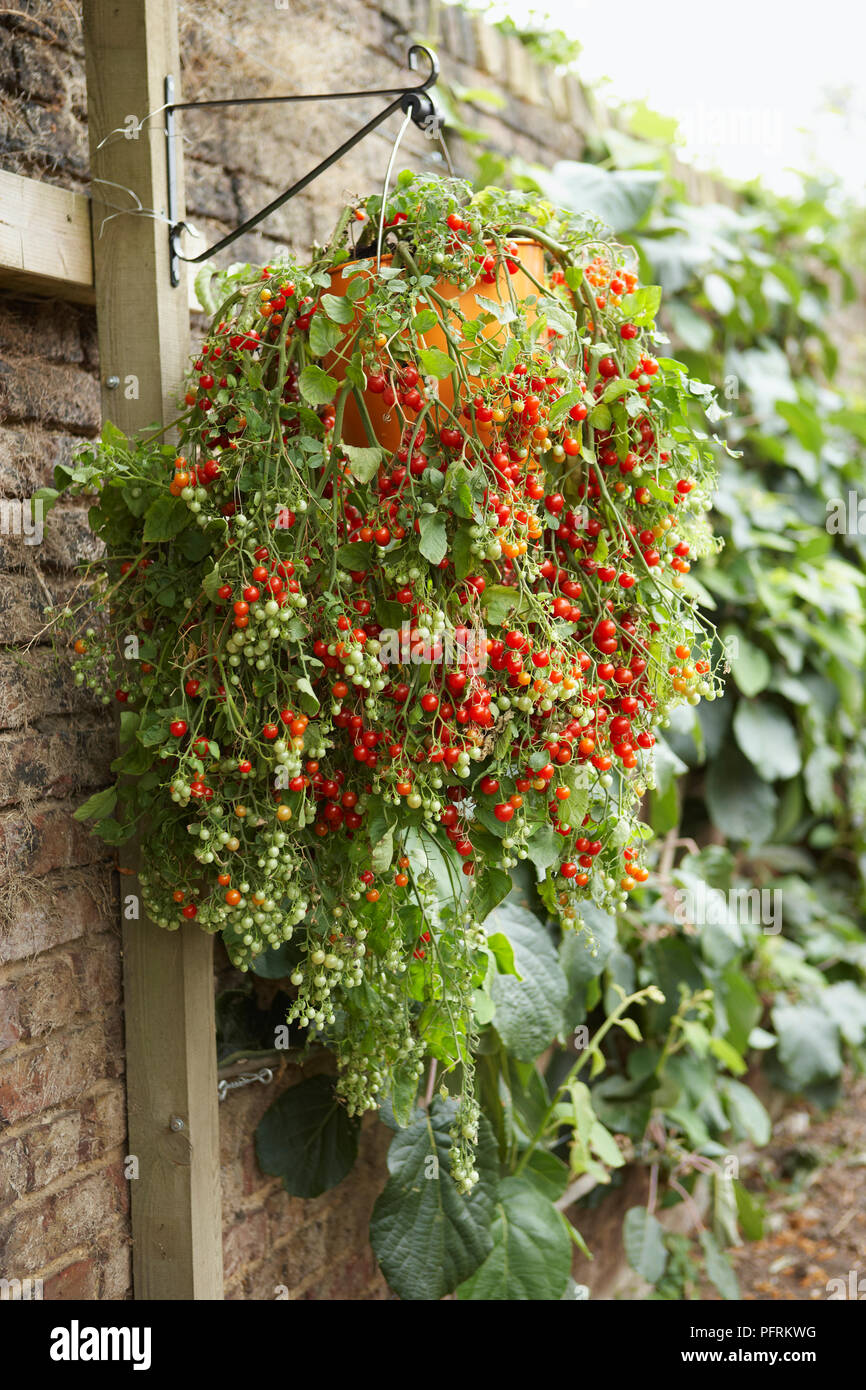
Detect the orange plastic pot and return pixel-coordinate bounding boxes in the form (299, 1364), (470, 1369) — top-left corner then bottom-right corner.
(323, 239), (546, 452)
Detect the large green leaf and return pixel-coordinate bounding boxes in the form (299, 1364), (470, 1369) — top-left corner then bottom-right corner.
(486, 900), (567, 1059)
(705, 748), (779, 844)
(254, 1074), (360, 1197)
(342, 444), (383, 484)
(473, 867), (514, 921)
(524, 823), (561, 877)
(560, 904), (617, 987)
(403, 826), (463, 906)
(369, 1098), (498, 1300)
(699, 1230), (740, 1300)
(803, 744), (840, 815)
(644, 936), (703, 1031)
(722, 626), (771, 698)
(520, 1149), (569, 1202)
(623, 1206), (667, 1284)
(320, 292), (355, 324)
(419, 346), (457, 379)
(771, 1003), (842, 1088)
(457, 1176), (572, 1300)
(73, 785), (118, 823)
(721, 1078), (771, 1146)
(250, 938), (301, 979)
(733, 699), (802, 782)
(821, 981), (866, 1046)
(308, 313), (342, 357)
(537, 162), (661, 232)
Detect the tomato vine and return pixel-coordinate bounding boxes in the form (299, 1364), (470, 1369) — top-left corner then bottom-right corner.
(52, 171), (725, 1191)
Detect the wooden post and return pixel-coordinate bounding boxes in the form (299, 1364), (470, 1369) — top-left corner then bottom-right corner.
(83, 0), (224, 1300)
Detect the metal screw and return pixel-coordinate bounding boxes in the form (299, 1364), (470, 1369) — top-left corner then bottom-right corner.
(105, 375), (120, 390)
(169, 1115), (185, 1132)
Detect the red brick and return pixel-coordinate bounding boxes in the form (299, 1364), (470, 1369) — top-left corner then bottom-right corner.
(0, 573), (64, 642)
(222, 1208), (268, 1282)
(0, 299), (85, 363)
(0, 1135), (28, 1198)
(43, 1257), (98, 1301)
(0, 875), (116, 965)
(1, 937), (122, 1045)
(2, 1195), (52, 1269)
(0, 358), (100, 432)
(0, 649), (104, 730)
(0, 1017), (123, 1124)
(0, 426), (88, 494)
(96, 1236), (132, 1299)
(23, 1111), (82, 1189)
(0, 509), (100, 576)
(0, 93), (88, 182)
(270, 1216), (327, 1288)
(7, 958), (80, 1041)
(78, 1084), (127, 1165)
(0, 982), (21, 1045)
(314, 1249), (384, 1302)
(0, 804), (111, 879)
(47, 1169), (125, 1261)
(0, 726), (113, 808)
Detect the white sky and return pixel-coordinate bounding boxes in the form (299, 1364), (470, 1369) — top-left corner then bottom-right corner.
(472, 0), (866, 198)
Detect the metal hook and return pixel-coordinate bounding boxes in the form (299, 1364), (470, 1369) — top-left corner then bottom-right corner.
(217, 1066), (274, 1102)
(406, 42), (440, 94)
(165, 45), (442, 286)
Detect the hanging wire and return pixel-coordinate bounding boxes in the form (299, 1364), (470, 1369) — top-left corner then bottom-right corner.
(94, 107), (171, 150)
(89, 177), (186, 240)
(376, 106), (415, 268)
(436, 123), (456, 177)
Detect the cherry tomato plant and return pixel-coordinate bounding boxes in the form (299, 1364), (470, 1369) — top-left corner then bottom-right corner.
(54, 171), (725, 1191)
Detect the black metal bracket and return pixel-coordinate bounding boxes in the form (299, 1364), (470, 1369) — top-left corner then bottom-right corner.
(165, 44), (440, 287)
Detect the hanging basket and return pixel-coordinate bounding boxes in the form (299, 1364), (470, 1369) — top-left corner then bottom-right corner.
(324, 238), (546, 449)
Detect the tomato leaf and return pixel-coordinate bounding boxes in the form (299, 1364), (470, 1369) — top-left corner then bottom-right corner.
(418, 512), (448, 565)
(320, 292), (355, 324)
(342, 443), (383, 484)
(308, 313), (342, 357)
(142, 494), (189, 542)
(298, 364), (338, 405)
(73, 786), (118, 823)
(419, 346), (457, 380)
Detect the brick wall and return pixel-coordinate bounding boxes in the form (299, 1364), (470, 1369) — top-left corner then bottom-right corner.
(0, 295), (129, 1300)
(0, 0), (663, 1301)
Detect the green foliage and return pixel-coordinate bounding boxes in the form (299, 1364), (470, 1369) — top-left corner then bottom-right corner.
(485, 900), (567, 1059)
(457, 1176), (572, 1299)
(369, 1098), (499, 1300)
(255, 1074), (361, 1198)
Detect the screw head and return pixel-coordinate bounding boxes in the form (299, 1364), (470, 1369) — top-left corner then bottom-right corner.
(169, 1115), (185, 1132)
(105, 375), (120, 390)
